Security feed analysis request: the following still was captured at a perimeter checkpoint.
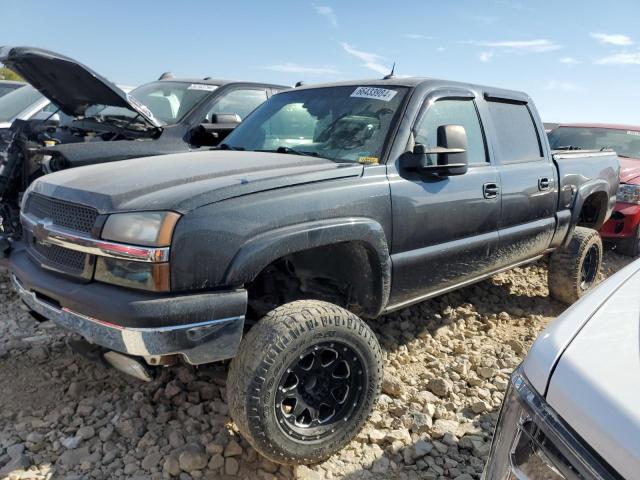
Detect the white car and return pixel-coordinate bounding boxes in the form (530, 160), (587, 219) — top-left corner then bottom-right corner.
(483, 260), (640, 479)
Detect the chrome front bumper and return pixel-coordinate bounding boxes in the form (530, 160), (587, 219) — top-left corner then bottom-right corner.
(11, 273), (245, 365)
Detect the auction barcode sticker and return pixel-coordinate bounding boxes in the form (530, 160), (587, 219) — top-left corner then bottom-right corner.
(188, 84), (218, 91)
(351, 86), (397, 102)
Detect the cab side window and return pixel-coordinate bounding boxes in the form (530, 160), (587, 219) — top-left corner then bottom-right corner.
(415, 99), (487, 165)
(486, 100), (542, 163)
(207, 89), (268, 121)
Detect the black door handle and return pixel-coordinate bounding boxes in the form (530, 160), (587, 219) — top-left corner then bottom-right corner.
(483, 182), (500, 199)
(539, 177), (551, 190)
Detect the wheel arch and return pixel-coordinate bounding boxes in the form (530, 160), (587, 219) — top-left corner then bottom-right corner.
(563, 180), (612, 247)
(223, 218), (391, 318)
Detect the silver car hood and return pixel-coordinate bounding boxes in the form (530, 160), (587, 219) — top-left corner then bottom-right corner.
(523, 260), (640, 479)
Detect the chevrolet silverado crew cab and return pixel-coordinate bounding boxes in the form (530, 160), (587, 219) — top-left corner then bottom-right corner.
(8, 78), (619, 464)
(0, 46), (287, 248)
(484, 258), (640, 480)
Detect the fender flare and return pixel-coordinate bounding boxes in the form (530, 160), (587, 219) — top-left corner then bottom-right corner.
(223, 217), (391, 316)
(564, 179), (613, 246)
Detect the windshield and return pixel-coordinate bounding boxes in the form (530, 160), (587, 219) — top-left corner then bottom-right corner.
(0, 85), (43, 122)
(549, 126), (640, 159)
(223, 85), (408, 163)
(0, 83), (23, 98)
(86, 80), (218, 125)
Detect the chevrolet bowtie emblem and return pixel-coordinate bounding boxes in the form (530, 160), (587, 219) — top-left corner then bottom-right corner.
(32, 220), (52, 245)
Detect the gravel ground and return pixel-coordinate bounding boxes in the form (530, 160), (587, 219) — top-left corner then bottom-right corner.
(0, 250), (633, 480)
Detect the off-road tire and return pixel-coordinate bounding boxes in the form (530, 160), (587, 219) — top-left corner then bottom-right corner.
(227, 300), (383, 465)
(615, 224), (640, 257)
(548, 226), (603, 304)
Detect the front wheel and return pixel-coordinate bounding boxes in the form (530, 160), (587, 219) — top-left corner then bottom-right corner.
(548, 226), (603, 304)
(227, 300), (383, 465)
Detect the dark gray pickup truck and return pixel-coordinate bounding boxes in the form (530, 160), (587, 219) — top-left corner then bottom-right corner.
(7, 78), (619, 464)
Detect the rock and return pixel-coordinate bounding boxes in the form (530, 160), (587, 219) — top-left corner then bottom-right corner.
(413, 439), (433, 458)
(59, 446), (91, 467)
(471, 400), (489, 414)
(178, 444), (208, 472)
(454, 474), (474, 480)
(115, 417), (145, 439)
(371, 456), (390, 473)
(76, 426), (95, 440)
(61, 436), (82, 449)
(477, 366), (496, 379)
(259, 458), (279, 473)
(429, 419), (461, 439)
(141, 451), (162, 471)
(223, 439), (243, 457)
(382, 376), (403, 397)
(507, 339), (524, 354)
(164, 380), (182, 399)
(205, 442), (224, 455)
(0, 453), (31, 476)
(163, 455), (181, 476)
(224, 457), (239, 476)
(25, 432), (43, 444)
(385, 428), (412, 444)
(295, 465), (322, 480)
(369, 429), (386, 444)
(427, 377), (452, 397)
(99, 425), (114, 442)
(6, 444), (25, 459)
(410, 412), (433, 434)
(208, 453), (224, 470)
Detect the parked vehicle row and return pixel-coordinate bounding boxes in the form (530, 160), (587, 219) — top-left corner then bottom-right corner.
(0, 46), (287, 250)
(5, 64), (619, 465)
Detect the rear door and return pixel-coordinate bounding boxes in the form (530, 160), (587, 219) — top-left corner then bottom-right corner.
(482, 94), (557, 265)
(387, 89), (502, 309)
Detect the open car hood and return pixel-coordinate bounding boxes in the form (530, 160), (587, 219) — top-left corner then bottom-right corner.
(0, 46), (160, 129)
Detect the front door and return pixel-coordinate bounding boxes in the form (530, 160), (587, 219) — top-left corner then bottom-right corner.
(387, 94), (501, 309)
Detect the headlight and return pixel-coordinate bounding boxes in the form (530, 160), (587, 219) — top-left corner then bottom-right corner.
(483, 369), (617, 480)
(101, 211), (180, 247)
(94, 211), (180, 292)
(616, 184), (640, 205)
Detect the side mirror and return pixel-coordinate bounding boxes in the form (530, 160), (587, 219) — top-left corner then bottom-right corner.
(191, 113), (242, 146)
(401, 124), (469, 176)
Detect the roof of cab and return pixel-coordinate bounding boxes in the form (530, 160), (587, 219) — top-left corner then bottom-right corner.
(158, 77), (289, 88)
(291, 77), (531, 102)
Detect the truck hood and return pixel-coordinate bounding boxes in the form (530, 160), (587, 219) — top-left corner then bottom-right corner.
(28, 150), (363, 213)
(618, 156), (640, 184)
(522, 260), (640, 480)
(0, 46), (160, 128)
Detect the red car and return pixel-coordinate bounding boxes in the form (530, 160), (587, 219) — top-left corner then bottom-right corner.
(549, 124), (640, 256)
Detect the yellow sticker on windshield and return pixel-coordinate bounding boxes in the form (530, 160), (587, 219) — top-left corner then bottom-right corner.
(358, 156), (379, 165)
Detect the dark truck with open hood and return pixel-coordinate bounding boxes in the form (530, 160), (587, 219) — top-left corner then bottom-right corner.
(8, 78), (618, 464)
(0, 46), (287, 250)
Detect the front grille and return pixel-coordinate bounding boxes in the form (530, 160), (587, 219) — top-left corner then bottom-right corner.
(25, 194), (98, 233)
(32, 241), (87, 273)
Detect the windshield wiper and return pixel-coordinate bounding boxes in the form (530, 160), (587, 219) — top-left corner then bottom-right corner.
(553, 145), (583, 151)
(218, 143), (244, 151)
(259, 146), (319, 157)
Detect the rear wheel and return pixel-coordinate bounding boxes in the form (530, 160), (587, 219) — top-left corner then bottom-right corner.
(615, 224), (640, 257)
(548, 227), (603, 304)
(227, 300), (383, 465)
